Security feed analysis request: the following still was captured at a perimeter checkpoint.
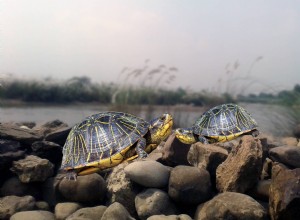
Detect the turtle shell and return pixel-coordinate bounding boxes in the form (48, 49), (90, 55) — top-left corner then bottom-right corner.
(193, 104), (257, 137)
(61, 112), (150, 170)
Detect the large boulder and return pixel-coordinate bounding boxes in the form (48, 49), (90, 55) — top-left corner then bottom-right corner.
(0, 195), (36, 219)
(58, 173), (106, 204)
(269, 146), (300, 168)
(101, 202), (135, 220)
(10, 210), (55, 220)
(269, 163), (300, 220)
(195, 192), (266, 220)
(168, 165), (212, 204)
(135, 188), (177, 220)
(216, 135), (263, 193)
(66, 205), (107, 220)
(124, 160), (171, 188)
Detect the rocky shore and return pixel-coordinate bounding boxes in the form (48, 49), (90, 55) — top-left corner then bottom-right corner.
(0, 120), (300, 220)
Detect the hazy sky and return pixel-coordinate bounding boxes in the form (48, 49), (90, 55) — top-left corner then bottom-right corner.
(1, 0), (300, 94)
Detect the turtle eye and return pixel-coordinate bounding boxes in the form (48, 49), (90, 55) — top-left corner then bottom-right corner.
(160, 115), (166, 121)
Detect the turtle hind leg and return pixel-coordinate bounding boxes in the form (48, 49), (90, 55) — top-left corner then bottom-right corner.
(135, 138), (148, 158)
(198, 136), (209, 144)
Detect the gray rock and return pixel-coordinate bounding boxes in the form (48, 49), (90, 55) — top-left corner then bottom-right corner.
(58, 173), (106, 204)
(269, 145), (300, 168)
(55, 202), (83, 220)
(102, 202), (135, 220)
(35, 201), (50, 211)
(0, 195), (35, 219)
(42, 176), (63, 207)
(11, 155), (54, 183)
(293, 123), (300, 138)
(0, 123), (42, 145)
(216, 135), (263, 193)
(10, 210), (55, 220)
(269, 163), (300, 220)
(187, 142), (228, 176)
(168, 165), (212, 204)
(0, 139), (25, 172)
(124, 160), (170, 188)
(135, 188), (177, 220)
(161, 133), (191, 166)
(195, 192), (266, 220)
(44, 127), (71, 146)
(66, 205), (107, 220)
(147, 214), (192, 220)
(106, 162), (140, 217)
(0, 177), (40, 198)
(31, 141), (62, 165)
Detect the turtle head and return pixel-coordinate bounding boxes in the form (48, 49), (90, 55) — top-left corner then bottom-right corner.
(175, 128), (197, 144)
(148, 113), (173, 144)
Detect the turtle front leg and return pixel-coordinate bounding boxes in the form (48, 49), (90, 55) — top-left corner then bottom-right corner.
(198, 136), (209, 144)
(135, 138), (148, 158)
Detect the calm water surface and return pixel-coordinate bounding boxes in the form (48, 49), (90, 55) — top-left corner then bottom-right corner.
(0, 103), (297, 136)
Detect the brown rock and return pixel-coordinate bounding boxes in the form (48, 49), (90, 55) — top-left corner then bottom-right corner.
(102, 202), (135, 220)
(55, 202), (82, 220)
(216, 135), (263, 193)
(66, 206), (107, 220)
(281, 137), (299, 146)
(293, 123), (300, 138)
(269, 146), (300, 168)
(269, 163), (300, 220)
(10, 210), (55, 220)
(247, 179), (271, 201)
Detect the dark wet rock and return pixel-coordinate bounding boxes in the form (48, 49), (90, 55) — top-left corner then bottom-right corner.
(293, 123), (300, 138)
(42, 176), (63, 207)
(55, 202), (83, 220)
(161, 133), (191, 166)
(58, 173), (106, 204)
(269, 146), (300, 168)
(147, 214), (192, 220)
(102, 202), (135, 220)
(195, 192), (266, 220)
(187, 142), (228, 177)
(44, 127), (71, 146)
(135, 188), (177, 220)
(168, 165), (212, 204)
(66, 205), (107, 220)
(31, 141), (62, 165)
(247, 179), (271, 202)
(269, 163), (300, 220)
(0, 123), (43, 145)
(35, 201), (50, 211)
(0, 139), (25, 172)
(0, 177), (41, 198)
(10, 210), (55, 220)
(11, 155), (54, 183)
(216, 135), (263, 193)
(106, 162), (141, 217)
(260, 157), (273, 180)
(0, 195), (36, 219)
(124, 160), (170, 188)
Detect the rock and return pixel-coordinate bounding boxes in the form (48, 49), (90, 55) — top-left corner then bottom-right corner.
(0, 195), (36, 219)
(216, 135), (263, 193)
(293, 123), (300, 138)
(31, 141), (62, 165)
(0, 177), (41, 199)
(135, 188), (177, 220)
(15, 121), (36, 129)
(55, 202), (83, 220)
(195, 192), (266, 220)
(58, 173), (106, 204)
(44, 127), (71, 146)
(260, 157), (273, 180)
(147, 214), (192, 220)
(168, 165), (212, 204)
(10, 210), (55, 220)
(269, 146), (300, 168)
(42, 176), (63, 207)
(247, 179), (271, 201)
(216, 138), (239, 152)
(269, 163), (300, 220)
(0, 139), (25, 172)
(281, 137), (299, 146)
(11, 155), (54, 183)
(161, 133), (191, 166)
(187, 142), (228, 178)
(66, 205), (107, 220)
(124, 160), (170, 188)
(102, 202), (135, 220)
(35, 201), (50, 211)
(106, 162), (141, 217)
(0, 123), (42, 145)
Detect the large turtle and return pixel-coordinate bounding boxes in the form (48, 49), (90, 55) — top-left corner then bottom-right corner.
(60, 111), (173, 177)
(175, 103), (258, 144)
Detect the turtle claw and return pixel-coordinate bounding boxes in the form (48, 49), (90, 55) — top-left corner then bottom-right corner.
(64, 171), (78, 181)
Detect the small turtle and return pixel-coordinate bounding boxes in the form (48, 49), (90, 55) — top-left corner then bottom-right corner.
(60, 111), (173, 178)
(175, 103), (258, 144)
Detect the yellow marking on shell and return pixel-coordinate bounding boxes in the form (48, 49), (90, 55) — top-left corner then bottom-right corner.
(116, 122), (129, 136)
(110, 123), (117, 145)
(94, 126), (100, 156)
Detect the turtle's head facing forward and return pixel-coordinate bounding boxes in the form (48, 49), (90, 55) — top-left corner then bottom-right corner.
(148, 113), (173, 144)
(175, 128), (197, 144)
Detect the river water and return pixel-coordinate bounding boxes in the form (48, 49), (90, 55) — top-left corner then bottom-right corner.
(0, 103), (297, 137)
